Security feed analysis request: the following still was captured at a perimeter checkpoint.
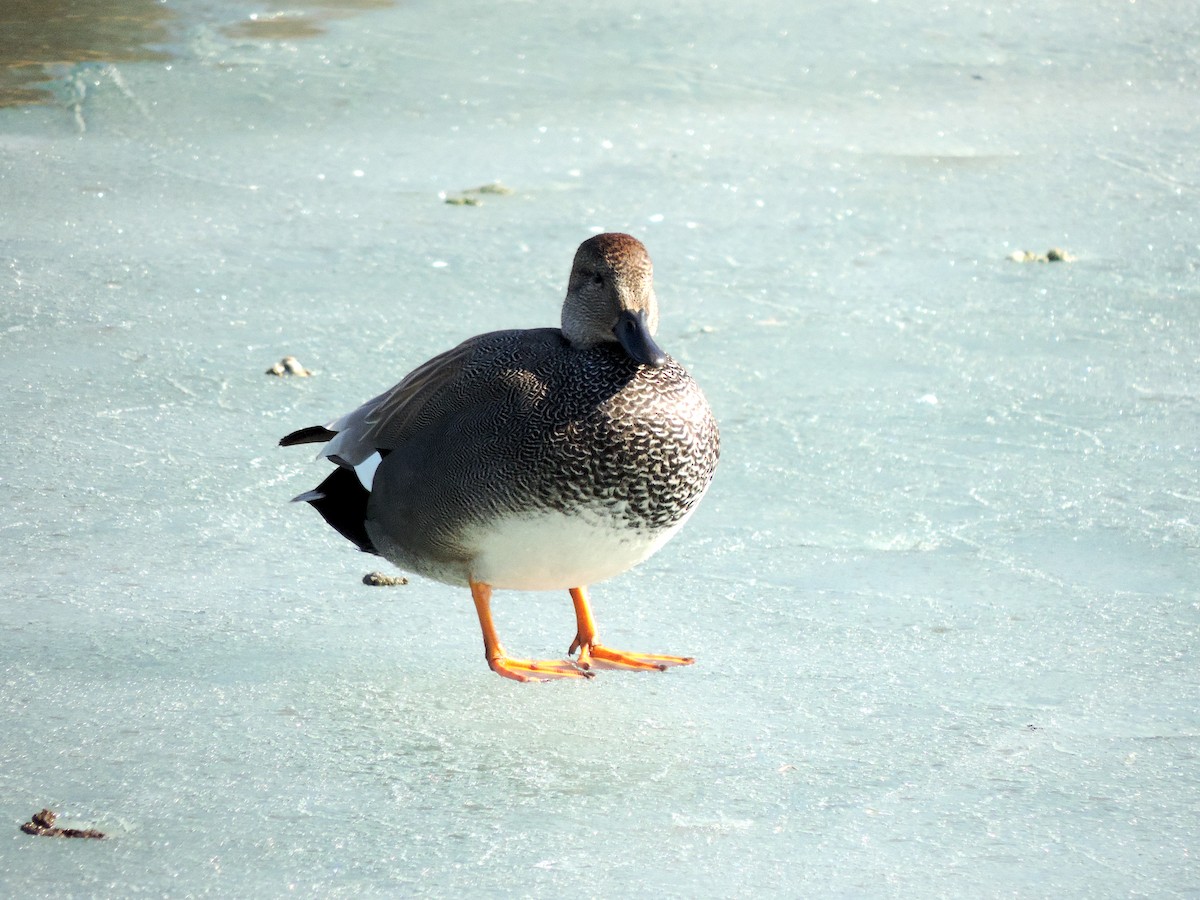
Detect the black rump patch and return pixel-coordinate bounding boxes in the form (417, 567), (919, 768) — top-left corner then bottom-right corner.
(303, 466), (378, 555)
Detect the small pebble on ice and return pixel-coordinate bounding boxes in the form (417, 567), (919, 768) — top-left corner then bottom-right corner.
(266, 356), (312, 377)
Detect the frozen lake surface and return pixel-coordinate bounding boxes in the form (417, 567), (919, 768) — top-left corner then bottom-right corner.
(2, 0), (1198, 895)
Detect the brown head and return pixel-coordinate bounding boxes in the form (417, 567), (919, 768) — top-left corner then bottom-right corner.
(561, 232), (666, 366)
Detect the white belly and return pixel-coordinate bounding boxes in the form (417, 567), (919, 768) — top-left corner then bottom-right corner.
(463, 507), (690, 590)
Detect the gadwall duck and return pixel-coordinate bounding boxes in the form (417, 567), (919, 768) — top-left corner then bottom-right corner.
(281, 233), (719, 681)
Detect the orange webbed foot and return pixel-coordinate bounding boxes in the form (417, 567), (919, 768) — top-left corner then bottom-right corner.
(487, 654), (593, 683)
(472, 580), (593, 682)
(566, 585), (694, 674)
(569, 638), (695, 673)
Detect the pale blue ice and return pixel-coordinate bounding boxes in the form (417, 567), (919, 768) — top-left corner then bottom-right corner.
(2, 0), (1198, 896)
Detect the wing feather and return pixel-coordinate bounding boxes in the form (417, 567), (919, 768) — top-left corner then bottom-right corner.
(319, 334), (499, 467)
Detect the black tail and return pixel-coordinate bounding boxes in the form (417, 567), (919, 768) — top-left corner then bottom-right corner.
(302, 467), (379, 555)
(280, 425), (337, 447)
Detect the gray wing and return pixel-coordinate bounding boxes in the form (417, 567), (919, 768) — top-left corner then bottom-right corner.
(318, 336), (483, 467)
(315, 328), (563, 468)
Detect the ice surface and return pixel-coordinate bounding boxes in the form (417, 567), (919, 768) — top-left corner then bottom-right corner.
(2, 0), (1198, 896)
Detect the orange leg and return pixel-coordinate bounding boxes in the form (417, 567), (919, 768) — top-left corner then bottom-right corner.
(568, 586), (695, 672)
(470, 581), (591, 682)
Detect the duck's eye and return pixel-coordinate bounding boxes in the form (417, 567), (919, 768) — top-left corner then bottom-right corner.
(591, 272), (605, 286)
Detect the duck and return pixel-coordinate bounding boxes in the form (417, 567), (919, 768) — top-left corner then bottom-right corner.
(281, 233), (720, 681)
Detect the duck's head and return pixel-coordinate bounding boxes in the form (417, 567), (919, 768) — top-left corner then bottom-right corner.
(562, 232), (666, 367)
